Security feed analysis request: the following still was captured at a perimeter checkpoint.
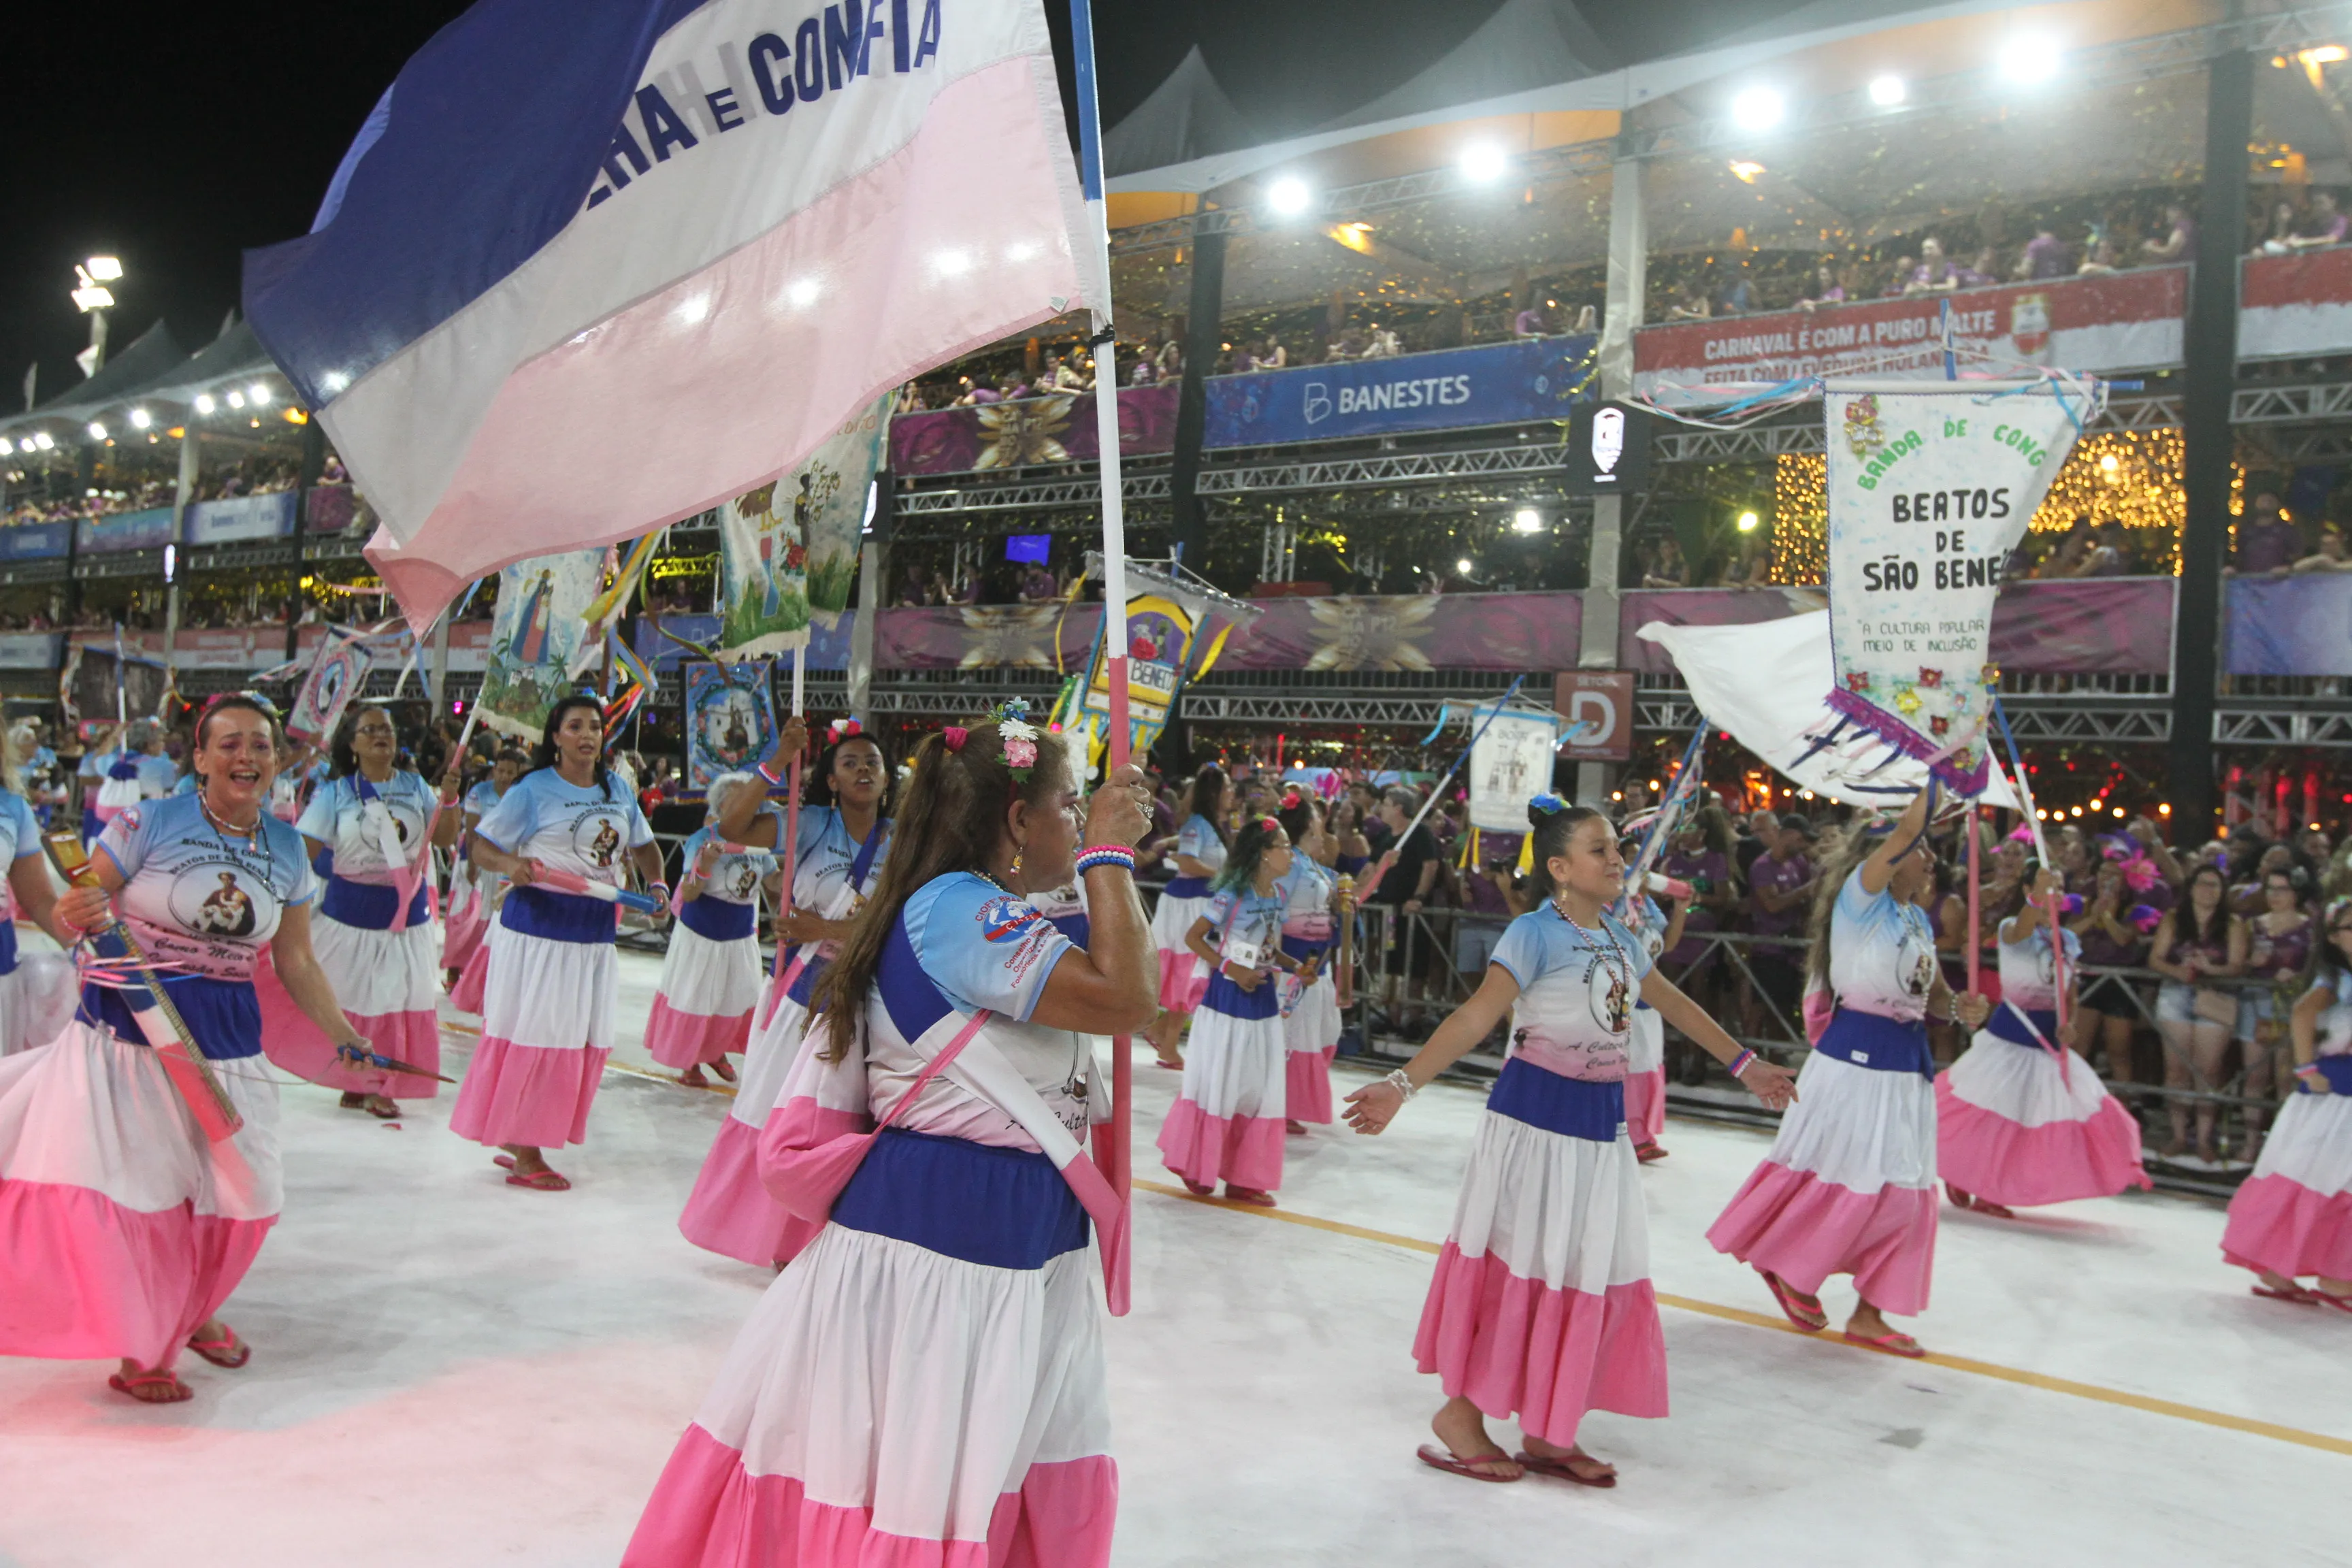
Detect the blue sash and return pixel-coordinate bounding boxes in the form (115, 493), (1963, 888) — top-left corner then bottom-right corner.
(785, 818), (887, 1008)
(2305, 1056), (2352, 1095)
(1812, 1007), (1933, 1080)
(1486, 1056), (1624, 1143)
(501, 885), (616, 944)
(321, 875), (431, 931)
(1163, 875), (1211, 900)
(1987, 1006), (2060, 1049)
(679, 894), (755, 943)
(831, 1128), (1088, 1269)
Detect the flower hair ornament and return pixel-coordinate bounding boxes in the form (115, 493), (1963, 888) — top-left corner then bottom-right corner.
(942, 725), (970, 753)
(1529, 792), (1570, 816)
(1280, 787), (1305, 811)
(987, 698), (1040, 783)
(828, 717), (864, 744)
(1258, 815), (1281, 832)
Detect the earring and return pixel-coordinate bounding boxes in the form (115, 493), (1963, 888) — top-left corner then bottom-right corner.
(1010, 847), (1024, 879)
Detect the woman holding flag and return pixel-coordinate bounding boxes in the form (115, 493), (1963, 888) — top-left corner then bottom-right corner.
(644, 771), (775, 1087)
(261, 704), (463, 1118)
(677, 714), (894, 1264)
(454, 693), (664, 1191)
(0, 695), (372, 1403)
(627, 715), (1153, 1567)
(1708, 785), (1991, 1356)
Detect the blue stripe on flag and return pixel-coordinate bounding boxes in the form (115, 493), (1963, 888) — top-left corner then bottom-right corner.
(244, 0), (709, 410)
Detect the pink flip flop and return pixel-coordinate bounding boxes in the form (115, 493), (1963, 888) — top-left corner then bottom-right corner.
(2251, 1282), (2319, 1305)
(1844, 1328), (1927, 1358)
(1761, 1269), (1827, 1332)
(2313, 1289), (2352, 1316)
(185, 1327), (251, 1369)
(1514, 1449), (1617, 1488)
(1415, 1444), (1522, 1483)
(505, 1168), (571, 1191)
(1222, 1185), (1277, 1207)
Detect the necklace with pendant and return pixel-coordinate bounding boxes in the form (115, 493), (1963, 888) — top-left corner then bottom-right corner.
(1552, 901), (1631, 1014)
(198, 794), (262, 848)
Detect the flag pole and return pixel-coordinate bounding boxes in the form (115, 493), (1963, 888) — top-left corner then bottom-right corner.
(1070, 0), (1132, 1316)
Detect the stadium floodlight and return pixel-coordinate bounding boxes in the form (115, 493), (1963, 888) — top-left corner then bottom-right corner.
(248, 382), (273, 406)
(33, 431), (54, 451)
(1455, 557), (1473, 575)
(1267, 177), (1312, 217)
(87, 423), (108, 442)
(195, 393), (216, 414)
(1737, 510), (1761, 532)
(85, 255), (122, 282)
(1731, 88), (1784, 131)
(1459, 144), (1509, 183)
(1999, 37), (2059, 84)
(129, 408), (151, 429)
(227, 390), (246, 409)
(1869, 75), (1906, 106)
(1512, 506), (1544, 534)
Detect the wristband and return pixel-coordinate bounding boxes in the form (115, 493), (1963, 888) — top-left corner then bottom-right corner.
(757, 760), (786, 787)
(1727, 1047), (1757, 1078)
(1383, 1067), (1418, 1102)
(647, 881), (672, 903)
(2296, 1061), (2325, 1079)
(1075, 845), (1136, 877)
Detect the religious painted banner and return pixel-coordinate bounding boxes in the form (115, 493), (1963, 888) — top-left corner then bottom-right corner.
(1467, 709), (1567, 832)
(1821, 380), (2087, 791)
(1049, 561), (1256, 776)
(476, 548), (606, 741)
(682, 662), (777, 793)
(284, 628), (374, 747)
(716, 394), (892, 659)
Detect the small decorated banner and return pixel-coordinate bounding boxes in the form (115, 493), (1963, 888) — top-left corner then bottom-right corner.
(683, 662), (777, 793)
(476, 549), (608, 740)
(1467, 709), (1569, 833)
(1823, 380), (2086, 791)
(717, 395), (892, 659)
(285, 628), (373, 748)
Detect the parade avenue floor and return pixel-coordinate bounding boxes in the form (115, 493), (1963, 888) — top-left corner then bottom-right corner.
(0, 947), (2345, 1567)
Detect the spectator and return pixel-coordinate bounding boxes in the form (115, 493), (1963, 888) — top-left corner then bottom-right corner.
(1513, 301), (1550, 338)
(1797, 263), (1846, 310)
(1964, 246), (2002, 286)
(1641, 537), (1688, 588)
(2068, 854), (2149, 1083)
(2290, 190), (2347, 251)
(1361, 321), (1400, 358)
(2020, 225), (2070, 280)
(2230, 491), (2302, 576)
(1742, 813), (1816, 1037)
(2149, 862), (2247, 1165)
(1906, 236), (1963, 293)
(2236, 862), (2317, 1154)
(2087, 519), (2135, 576)
(1127, 351), (1158, 387)
(1878, 255), (1915, 297)
(1725, 522), (1774, 589)
(1016, 561), (1060, 602)
(2077, 232), (2121, 276)
(2292, 523), (2352, 572)
(1054, 352), (1091, 392)
(1155, 338), (1183, 380)
(1666, 284), (1712, 321)
(1733, 807), (1778, 883)
(2255, 199), (2300, 255)
(1367, 785), (1442, 1038)
(2036, 519), (2098, 578)
(1258, 336), (1288, 370)
(2141, 202), (2195, 263)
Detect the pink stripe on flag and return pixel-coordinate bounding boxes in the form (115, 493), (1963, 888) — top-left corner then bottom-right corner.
(370, 56), (1084, 625)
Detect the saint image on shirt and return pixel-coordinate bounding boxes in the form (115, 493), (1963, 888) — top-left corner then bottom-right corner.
(587, 819), (621, 868)
(197, 871), (257, 938)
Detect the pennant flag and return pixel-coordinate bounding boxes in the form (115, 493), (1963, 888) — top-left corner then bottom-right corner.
(477, 549), (608, 740)
(718, 393), (892, 657)
(1820, 380), (2085, 792)
(582, 531), (664, 648)
(244, 0), (1099, 630)
(284, 629), (374, 747)
(608, 627), (658, 698)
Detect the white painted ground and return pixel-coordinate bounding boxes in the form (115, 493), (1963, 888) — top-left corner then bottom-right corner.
(0, 948), (2344, 1568)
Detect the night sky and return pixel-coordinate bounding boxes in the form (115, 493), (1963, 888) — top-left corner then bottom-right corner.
(1, 0), (1808, 406)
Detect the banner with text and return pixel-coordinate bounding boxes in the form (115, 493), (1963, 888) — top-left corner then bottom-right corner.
(1205, 334), (1597, 446)
(2240, 247), (2352, 362)
(1469, 710), (1569, 831)
(717, 394), (891, 659)
(185, 491), (298, 546)
(1824, 382), (2084, 792)
(1633, 270), (2183, 397)
(78, 507), (176, 555)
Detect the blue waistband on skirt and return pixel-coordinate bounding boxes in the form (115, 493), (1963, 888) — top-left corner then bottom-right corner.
(321, 875), (431, 930)
(1486, 1056), (1624, 1143)
(1047, 912), (1090, 948)
(1203, 968), (1280, 1019)
(500, 885), (617, 944)
(786, 949), (829, 1007)
(830, 1127), (1088, 1269)
(1279, 933), (1331, 962)
(82, 973), (260, 1060)
(1814, 1008), (1933, 1079)
(2305, 1056), (2352, 1094)
(1162, 876), (1210, 900)
(679, 895), (755, 943)
(0, 919), (16, 977)
(1987, 1006), (2061, 1049)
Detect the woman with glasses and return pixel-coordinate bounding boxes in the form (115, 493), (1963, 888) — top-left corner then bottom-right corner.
(2149, 864), (2249, 1166)
(2222, 899), (2352, 1310)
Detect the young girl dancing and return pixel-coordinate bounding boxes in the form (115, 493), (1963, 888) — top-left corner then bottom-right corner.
(1345, 797), (1797, 1484)
(1158, 816), (1309, 1205)
(1708, 787), (1989, 1356)
(1937, 864), (2151, 1215)
(644, 771), (775, 1087)
(625, 719), (1155, 1566)
(2223, 896), (2352, 1309)
(1143, 763), (1230, 1069)
(1275, 792), (1344, 1131)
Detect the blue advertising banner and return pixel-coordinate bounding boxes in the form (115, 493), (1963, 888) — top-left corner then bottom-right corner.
(0, 522), (72, 561)
(2226, 574), (2352, 674)
(1203, 334), (1599, 447)
(635, 611), (854, 673)
(185, 491), (298, 545)
(78, 507), (177, 554)
(0, 632), (59, 668)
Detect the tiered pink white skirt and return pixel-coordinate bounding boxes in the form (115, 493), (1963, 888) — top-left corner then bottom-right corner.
(440, 869), (491, 975)
(1935, 1022), (2150, 1207)
(1416, 1059), (1665, 1448)
(447, 915), (611, 1148)
(644, 921), (762, 1071)
(1623, 1007), (1667, 1148)
(679, 990), (813, 1266)
(1281, 963), (1340, 1126)
(0, 951), (82, 1058)
(2222, 1088), (2352, 1282)
(449, 940), (491, 1014)
(1156, 976), (1286, 1191)
(1708, 1049), (1940, 1315)
(259, 915), (444, 1100)
(0, 1022), (280, 1370)
(1147, 885), (1213, 1013)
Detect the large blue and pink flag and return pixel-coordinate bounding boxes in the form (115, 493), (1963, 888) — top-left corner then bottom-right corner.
(246, 0), (1102, 627)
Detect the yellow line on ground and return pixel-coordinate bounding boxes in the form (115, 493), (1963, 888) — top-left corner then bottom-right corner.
(1132, 1179), (2352, 1459)
(439, 1018), (739, 1097)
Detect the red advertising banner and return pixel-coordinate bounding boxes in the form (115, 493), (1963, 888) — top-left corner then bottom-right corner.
(2240, 247), (2352, 361)
(1555, 672), (1636, 761)
(1631, 267), (2187, 395)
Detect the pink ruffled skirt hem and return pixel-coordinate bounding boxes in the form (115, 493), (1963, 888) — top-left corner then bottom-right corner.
(1707, 1162), (1938, 1316)
(645, 998), (753, 1070)
(448, 942), (491, 1014)
(1933, 1079), (2151, 1207)
(678, 1116), (823, 1267)
(1623, 1066), (1666, 1147)
(1284, 1045), (1335, 1125)
(2223, 1174), (2352, 1281)
(1155, 1098), (1284, 1192)
(448, 1036), (608, 1149)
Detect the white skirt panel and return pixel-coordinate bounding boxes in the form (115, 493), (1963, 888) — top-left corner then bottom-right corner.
(1448, 1110), (1649, 1294)
(1281, 969), (1341, 1054)
(1945, 1032), (2117, 1128)
(1147, 891), (1213, 951)
(311, 913), (440, 1018)
(480, 919), (615, 1052)
(2255, 1092), (2352, 1196)
(0, 953), (84, 1058)
(728, 992), (811, 1131)
(1626, 1007), (1665, 1075)
(653, 922), (765, 1019)
(1177, 1006), (1288, 1122)
(0, 1024), (282, 1220)
(1766, 1051), (1938, 1193)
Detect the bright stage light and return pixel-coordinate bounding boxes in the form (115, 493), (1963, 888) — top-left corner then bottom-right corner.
(248, 383), (273, 406)
(1868, 75), (1906, 106)
(85, 255), (122, 282)
(2000, 37), (2059, 84)
(129, 408), (150, 429)
(86, 422), (108, 441)
(1459, 144), (1508, 183)
(195, 393), (216, 414)
(1456, 558), (1473, 576)
(1737, 510), (1761, 532)
(1512, 507), (1544, 534)
(1731, 88), (1784, 131)
(1267, 177), (1312, 216)
(227, 391), (246, 409)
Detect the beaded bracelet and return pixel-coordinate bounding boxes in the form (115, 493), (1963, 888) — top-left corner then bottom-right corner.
(1383, 1067), (1417, 1102)
(1727, 1047), (1757, 1079)
(2296, 1060), (2326, 1079)
(756, 760), (787, 787)
(1075, 845), (1137, 877)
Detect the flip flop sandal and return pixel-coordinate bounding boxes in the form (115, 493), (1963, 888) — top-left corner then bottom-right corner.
(1761, 1270), (1827, 1332)
(1154, 1056), (1185, 1071)
(2251, 1283), (2319, 1305)
(1179, 1178), (1215, 1196)
(109, 1370), (193, 1404)
(185, 1328), (251, 1369)
(1223, 1186), (1278, 1207)
(506, 1168), (572, 1191)
(1844, 1329), (1927, 1358)
(1968, 1197), (2016, 1219)
(364, 1098), (401, 1120)
(1514, 1450), (1618, 1488)
(710, 1059), (738, 1082)
(2313, 1290), (2352, 1316)
(1635, 1143), (1669, 1163)
(493, 1154), (517, 1171)
(678, 1069), (709, 1088)
(1415, 1443), (1522, 1483)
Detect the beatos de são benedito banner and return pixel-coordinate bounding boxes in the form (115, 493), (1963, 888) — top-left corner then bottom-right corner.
(1823, 381), (2084, 794)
